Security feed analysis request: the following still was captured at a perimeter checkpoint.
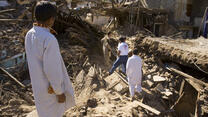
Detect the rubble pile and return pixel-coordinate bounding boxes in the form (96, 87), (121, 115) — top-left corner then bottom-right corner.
(63, 35), (183, 116)
(0, 7), (27, 61)
(130, 33), (208, 116)
(0, 1), (34, 116)
(0, 0), (102, 116)
(1, 0), (208, 117)
(54, 10), (103, 50)
(139, 36), (208, 73)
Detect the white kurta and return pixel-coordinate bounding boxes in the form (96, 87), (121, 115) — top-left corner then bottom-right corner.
(25, 26), (75, 117)
(126, 55), (142, 97)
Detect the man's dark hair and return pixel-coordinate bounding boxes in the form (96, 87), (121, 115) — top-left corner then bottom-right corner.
(133, 49), (138, 55)
(35, 1), (57, 23)
(119, 37), (126, 42)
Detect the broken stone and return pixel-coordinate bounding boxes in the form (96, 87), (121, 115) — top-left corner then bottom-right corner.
(87, 98), (97, 108)
(9, 99), (23, 106)
(26, 110), (38, 117)
(155, 84), (165, 92)
(162, 95), (169, 100)
(131, 108), (139, 117)
(19, 105), (35, 112)
(80, 107), (87, 116)
(75, 70), (86, 84)
(92, 84), (98, 89)
(145, 80), (154, 88)
(7, 29), (13, 33)
(114, 84), (124, 92)
(147, 75), (152, 79)
(0, 32), (3, 36)
(87, 67), (96, 78)
(153, 75), (166, 82)
(161, 89), (173, 97)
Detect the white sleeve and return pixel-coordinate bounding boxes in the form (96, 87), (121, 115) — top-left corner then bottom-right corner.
(117, 43), (121, 51)
(43, 38), (64, 95)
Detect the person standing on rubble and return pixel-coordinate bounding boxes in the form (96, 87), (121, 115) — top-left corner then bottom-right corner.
(109, 37), (129, 75)
(126, 49), (142, 100)
(25, 1), (75, 117)
(101, 32), (113, 68)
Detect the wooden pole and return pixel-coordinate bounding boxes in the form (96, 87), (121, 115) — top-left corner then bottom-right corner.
(0, 9), (16, 14)
(0, 19), (31, 22)
(0, 67), (25, 88)
(168, 67), (208, 90)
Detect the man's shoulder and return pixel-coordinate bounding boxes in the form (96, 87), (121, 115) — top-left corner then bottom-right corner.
(26, 28), (55, 38)
(128, 56), (134, 60)
(26, 28), (34, 36)
(119, 42), (128, 47)
(130, 55), (142, 61)
(122, 42), (128, 45)
(45, 34), (57, 44)
(136, 56), (142, 62)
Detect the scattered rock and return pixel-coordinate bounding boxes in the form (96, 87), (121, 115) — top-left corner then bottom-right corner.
(161, 89), (173, 97)
(145, 80), (154, 88)
(154, 84), (165, 92)
(153, 75), (166, 82)
(147, 75), (152, 79)
(114, 83), (124, 92)
(0, 32), (3, 36)
(9, 99), (23, 106)
(75, 70), (86, 84)
(87, 67), (97, 78)
(87, 98), (97, 108)
(26, 110), (38, 117)
(19, 105), (35, 112)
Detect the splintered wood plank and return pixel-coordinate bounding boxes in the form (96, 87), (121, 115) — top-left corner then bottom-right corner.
(105, 72), (128, 93)
(106, 80), (120, 90)
(0, 67), (25, 88)
(104, 73), (121, 86)
(169, 67), (208, 91)
(133, 101), (161, 115)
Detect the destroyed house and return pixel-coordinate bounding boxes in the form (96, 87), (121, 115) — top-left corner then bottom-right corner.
(145, 0), (208, 38)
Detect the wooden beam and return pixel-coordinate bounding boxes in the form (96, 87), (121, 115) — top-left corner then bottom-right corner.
(0, 67), (25, 88)
(106, 80), (120, 90)
(114, 71), (154, 96)
(0, 9), (16, 14)
(134, 101), (161, 115)
(0, 19), (31, 22)
(168, 67), (208, 91)
(115, 71), (128, 85)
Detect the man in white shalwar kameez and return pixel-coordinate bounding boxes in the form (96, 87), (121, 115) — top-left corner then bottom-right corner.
(25, 1), (75, 117)
(126, 49), (142, 99)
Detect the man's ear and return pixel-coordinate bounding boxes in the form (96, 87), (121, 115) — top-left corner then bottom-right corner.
(49, 17), (55, 22)
(47, 17), (55, 27)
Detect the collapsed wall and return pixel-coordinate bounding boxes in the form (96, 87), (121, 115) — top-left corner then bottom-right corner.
(139, 37), (208, 73)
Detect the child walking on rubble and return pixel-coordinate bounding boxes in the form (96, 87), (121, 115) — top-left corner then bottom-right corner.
(126, 49), (143, 100)
(25, 1), (75, 117)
